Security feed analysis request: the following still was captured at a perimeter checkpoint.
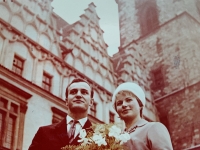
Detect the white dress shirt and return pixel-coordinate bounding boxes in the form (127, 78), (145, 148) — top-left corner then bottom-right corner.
(66, 115), (88, 138)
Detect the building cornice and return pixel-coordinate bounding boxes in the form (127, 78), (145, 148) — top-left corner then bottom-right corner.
(0, 78), (32, 100)
(0, 65), (109, 123)
(0, 65), (66, 108)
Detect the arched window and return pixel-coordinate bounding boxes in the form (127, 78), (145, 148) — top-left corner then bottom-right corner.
(140, 5), (159, 35)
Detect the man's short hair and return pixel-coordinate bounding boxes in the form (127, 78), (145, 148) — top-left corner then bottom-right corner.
(65, 78), (94, 99)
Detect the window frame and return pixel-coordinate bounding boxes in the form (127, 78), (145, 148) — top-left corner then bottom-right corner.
(152, 67), (164, 90)
(138, 3), (159, 36)
(0, 78), (31, 150)
(12, 55), (24, 76)
(42, 72), (52, 92)
(0, 98), (19, 149)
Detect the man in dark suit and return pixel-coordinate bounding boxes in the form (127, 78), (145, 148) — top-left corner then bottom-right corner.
(28, 78), (94, 150)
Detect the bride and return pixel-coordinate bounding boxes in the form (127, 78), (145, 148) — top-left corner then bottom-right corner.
(111, 82), (173, 150)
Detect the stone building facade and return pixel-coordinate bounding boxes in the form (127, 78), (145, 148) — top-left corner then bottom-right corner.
(1, 0), (200, 150)
(114, 0), (200, 149)
(0, 0), (158, 150)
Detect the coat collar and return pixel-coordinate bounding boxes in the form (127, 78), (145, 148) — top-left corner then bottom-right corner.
(55, 118), (69, 145)
(72, 119), (92, 144)
(55, 116), (92, 146)
(126, 119), (148, 133)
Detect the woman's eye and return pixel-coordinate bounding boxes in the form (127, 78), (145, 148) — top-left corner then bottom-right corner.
(126, 98), (132, 102)
(116, 101), (122, 106)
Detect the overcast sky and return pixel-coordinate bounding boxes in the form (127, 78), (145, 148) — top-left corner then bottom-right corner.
(51, 0), (120, 56)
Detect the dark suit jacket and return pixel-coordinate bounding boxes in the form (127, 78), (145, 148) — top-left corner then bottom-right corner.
(28, 117), (92, 150)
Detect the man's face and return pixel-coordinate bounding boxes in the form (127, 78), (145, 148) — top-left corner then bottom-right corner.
(115, 91), (141, 120)
(66, 82), (93, 114)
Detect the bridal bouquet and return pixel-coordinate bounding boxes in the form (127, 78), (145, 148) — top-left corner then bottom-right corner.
(61, 123), (130, 150)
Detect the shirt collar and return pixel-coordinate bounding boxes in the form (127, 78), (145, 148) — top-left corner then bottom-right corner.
(66, 115), (88, 127)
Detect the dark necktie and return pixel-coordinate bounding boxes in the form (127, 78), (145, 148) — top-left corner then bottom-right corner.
(68, 120), (78, 143)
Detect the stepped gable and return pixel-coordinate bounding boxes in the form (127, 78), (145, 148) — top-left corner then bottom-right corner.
(56, 16), (69, 31)
(60, 2), (116, 93)
(62, 2), (109, 56)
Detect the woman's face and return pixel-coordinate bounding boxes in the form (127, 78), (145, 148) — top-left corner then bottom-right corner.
(115, 91), (141, 120)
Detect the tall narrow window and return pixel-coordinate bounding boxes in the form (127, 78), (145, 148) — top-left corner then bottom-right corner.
(12, 55), (24, 76)
(139, 5), (159, 35)
(0, 111), (5, 144)
(156, 37), (162, 54)
(0, 97), (18, 149)
(4, 116), (16, 149)
(42, 72), (52, 92)
(109, 111), (115, 123)
(146, 7), (158, 32)
(90, 102), (97, 117)
(152, 67), (164, 90)
(0, 78), (31, 150)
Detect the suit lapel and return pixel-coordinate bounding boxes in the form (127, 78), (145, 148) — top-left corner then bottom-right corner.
(71, 119), (92, 145)
(82, 119), (93, 129)
(55, 118), (69, 145)
(55, 117), (93, 146)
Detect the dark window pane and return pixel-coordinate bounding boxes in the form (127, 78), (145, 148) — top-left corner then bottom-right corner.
(0, 111), (5, 141)
(10, 103), (18, 113)
(17, 60), (22, 67)
(46, 77), (49, 83)
(12, 66), (16, 73)
(141, 6), (159, 35)
(16, 68), (21, 75)
(4, 116), (15, 149)
(152, 68), (164, 89)
(0, 98), (7, 108)
(12, 56), (24, 76)
(42, 73), (52, 92)
(13, 58), (17, 65)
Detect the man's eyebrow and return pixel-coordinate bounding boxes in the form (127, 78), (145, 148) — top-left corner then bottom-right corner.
(69, 88), (77, 91)
(81, 89), (89, 90)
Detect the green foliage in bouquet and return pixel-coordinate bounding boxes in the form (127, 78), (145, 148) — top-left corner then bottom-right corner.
(61, 123), (130, 150)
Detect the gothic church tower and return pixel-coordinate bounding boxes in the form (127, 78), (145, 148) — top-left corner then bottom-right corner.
(114, 0), (200, 149)
(116, 0), (200, 47)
